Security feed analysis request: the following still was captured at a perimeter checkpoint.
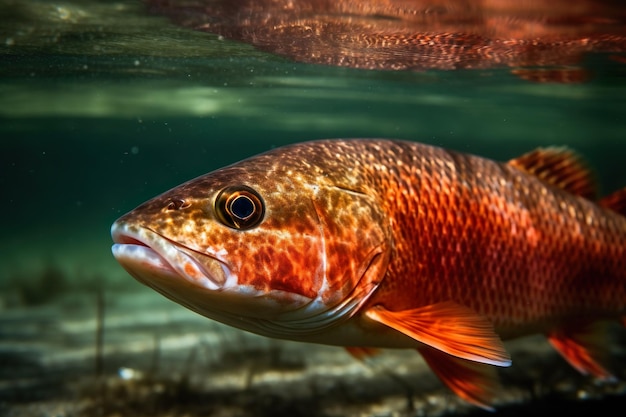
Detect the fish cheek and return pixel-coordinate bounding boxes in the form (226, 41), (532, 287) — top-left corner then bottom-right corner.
(232, 213), (325, 301)
(267, 246), (323, 298)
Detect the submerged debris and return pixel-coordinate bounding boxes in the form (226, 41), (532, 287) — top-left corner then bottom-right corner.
(1, 282), (625, 416)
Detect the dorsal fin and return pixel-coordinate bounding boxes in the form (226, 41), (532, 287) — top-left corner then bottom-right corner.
(507, 147), (597, 200)
(599, 187), (626, 216)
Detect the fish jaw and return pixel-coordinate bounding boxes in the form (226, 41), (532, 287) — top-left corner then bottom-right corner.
(110, 218), (320, 327)
(111, 220), (234, 291)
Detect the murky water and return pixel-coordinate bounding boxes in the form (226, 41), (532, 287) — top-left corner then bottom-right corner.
(1, 1), (626, 416)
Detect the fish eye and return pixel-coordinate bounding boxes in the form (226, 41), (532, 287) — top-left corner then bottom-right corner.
(214, 185), (265, 230)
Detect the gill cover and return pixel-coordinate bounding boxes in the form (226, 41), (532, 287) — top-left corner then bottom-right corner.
(301, 183), (392, 325)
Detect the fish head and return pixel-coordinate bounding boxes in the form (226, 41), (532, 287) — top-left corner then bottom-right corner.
(111, 144), (391, 339)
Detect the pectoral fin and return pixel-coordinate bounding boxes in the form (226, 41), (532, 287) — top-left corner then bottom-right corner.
(364, 302), (511, 366)
(547, 322), (614, 381)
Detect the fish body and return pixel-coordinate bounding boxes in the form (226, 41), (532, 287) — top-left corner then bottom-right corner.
(111, 139), (626, 408)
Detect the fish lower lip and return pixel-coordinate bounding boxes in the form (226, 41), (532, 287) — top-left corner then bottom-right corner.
(112, 242), (178, 279)
(111, 224), (231, 290)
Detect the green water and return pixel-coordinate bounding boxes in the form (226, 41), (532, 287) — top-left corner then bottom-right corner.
(2, 2), (626, 249)
(1, 1), (626, 415)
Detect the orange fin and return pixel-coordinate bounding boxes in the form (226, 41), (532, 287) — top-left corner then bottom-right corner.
(345, 346), (381, 360)
(547, 322), (614, 381)
(508, 147), (597, 200)
(510, 68), (590, 84)
(419, 345), (501, 410)
(599, 187), (626, 217)
(364, 302), (511, 366)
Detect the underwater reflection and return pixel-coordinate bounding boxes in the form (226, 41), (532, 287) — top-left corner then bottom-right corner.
(145, 0), (626, 81)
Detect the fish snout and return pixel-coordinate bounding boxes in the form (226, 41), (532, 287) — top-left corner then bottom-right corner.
(111, 220), (234, 291)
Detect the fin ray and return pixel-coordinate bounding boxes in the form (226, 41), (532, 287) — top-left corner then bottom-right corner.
(419, 345), (501, 410)
(365, 302), (511, 366)
(547, 321), (614, 380)
(508, 147), (597, 199)
(345, 346), (381, 360)
(599, 187), (626, 216)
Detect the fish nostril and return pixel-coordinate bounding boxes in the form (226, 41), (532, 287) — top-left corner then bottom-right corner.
(165, 198), (191, 211)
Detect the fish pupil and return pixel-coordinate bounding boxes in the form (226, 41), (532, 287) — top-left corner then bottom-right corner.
(214, 185), (265, 230)
(230, 195), (255, 220)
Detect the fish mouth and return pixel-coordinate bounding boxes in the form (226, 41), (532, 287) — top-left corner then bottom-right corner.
(111, 221), (233, 291)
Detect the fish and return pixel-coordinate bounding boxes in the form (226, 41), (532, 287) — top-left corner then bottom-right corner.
(145, 0), (626, 82)
(111, 139), (626, 409)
